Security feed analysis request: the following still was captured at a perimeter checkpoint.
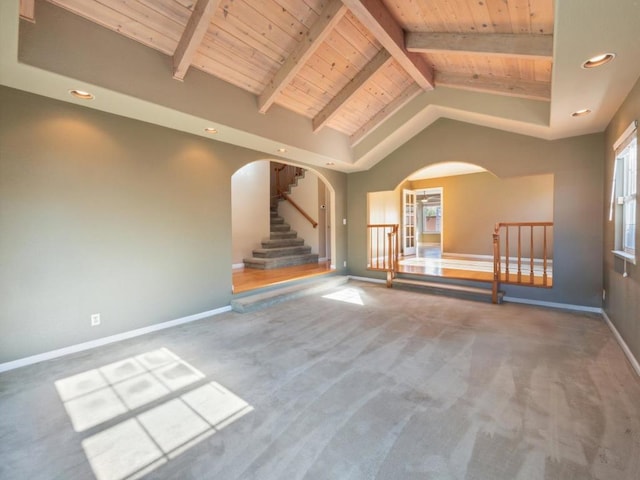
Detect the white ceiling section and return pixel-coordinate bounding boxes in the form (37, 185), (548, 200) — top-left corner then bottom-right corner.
(2, 0), (640, 172)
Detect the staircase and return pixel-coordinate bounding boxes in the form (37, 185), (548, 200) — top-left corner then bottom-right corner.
(242, 209), (319, 269)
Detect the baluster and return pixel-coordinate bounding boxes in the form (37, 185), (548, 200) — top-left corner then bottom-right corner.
(530, 226), (534, 284)
(505, 226), (510, 282)
(382, 228), (387, 270)
(368, 227), (373, 268)
(517, 226), (522, 282)
(492, 230), (500, 303)
(543, 226), (548, 286)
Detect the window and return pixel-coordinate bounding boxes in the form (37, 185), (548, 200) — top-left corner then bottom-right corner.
(423, 205), (442, 233)
(611, 121), (637, 261)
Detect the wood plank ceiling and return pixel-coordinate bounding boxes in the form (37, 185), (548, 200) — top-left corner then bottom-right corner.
(40, 0), (554, 144)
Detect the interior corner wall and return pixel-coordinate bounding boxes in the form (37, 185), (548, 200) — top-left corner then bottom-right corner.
(348, 118), (604, 307)
(0, 86), (348, 364)
(317, 179), (327, 259)
(231, 161), (270, 265)
(368, 191), (400, 225)
(603, 76), (640, 364)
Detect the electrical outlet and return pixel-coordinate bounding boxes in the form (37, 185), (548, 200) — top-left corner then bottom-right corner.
(602, 289), (606, 301)
(343, 260), (347, 267)
(343, 218), (347, 225)
(91, 313), (101, 326)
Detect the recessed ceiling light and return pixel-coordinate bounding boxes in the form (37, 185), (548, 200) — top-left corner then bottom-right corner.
(571, 108), (592, 117)
(204, 127), (218, 134)
(277, 148), (287, 153)
(69, 89), (94, 100)
(582, 53), (615, 69)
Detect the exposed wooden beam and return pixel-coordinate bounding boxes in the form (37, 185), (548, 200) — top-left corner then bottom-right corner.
(406, 32), (553, 60)
(173, 0), (219, 81)
(258, 0), (348, 114)
(20, 0), (35, 23)
(313, 50), (392, 132)
(435, 72), (551, 101)
(350, 83), (421, 146)
(341, 0), (434, 90)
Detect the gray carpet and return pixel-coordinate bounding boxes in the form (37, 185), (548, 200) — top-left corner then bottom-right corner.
(1, 280), (639, 480)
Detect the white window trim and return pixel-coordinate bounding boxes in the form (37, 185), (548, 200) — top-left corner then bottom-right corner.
(610, 120), (638, 265)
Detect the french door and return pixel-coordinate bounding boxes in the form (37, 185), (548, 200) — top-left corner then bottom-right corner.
(402, 189), (417, 256)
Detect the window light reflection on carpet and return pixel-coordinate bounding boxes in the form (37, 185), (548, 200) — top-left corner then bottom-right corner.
(322, 287), (365, 305)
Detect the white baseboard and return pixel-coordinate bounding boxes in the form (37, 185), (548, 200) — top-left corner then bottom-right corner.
(232, 263), (245, 270)
(502, 296), (602, 313)
(0, 306), (232, 374)
(602, 310), (640, 377)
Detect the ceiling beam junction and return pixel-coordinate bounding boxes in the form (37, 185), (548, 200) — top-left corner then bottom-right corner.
(341, 0), (434, 90)
(173, 0), (220, 81)
(313, 49), (393, 132)
(406, 32), (553, 60)
(258, 0), (348, 114)
(435, 72), (551, 101)
(350, 83), (422, 146)
(19, 0), (35, 22)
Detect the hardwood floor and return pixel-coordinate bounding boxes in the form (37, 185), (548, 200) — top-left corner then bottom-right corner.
(232, 261), (334, 293)
(397, 244), (553, 287)
(397, 261), (553, 287)
(233, 253), (552, 294)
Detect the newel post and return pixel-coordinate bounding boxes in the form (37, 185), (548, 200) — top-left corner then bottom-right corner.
(492, 229), (501, 304)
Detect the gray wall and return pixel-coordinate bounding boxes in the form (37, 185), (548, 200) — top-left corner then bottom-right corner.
(348, 119), (604, 307)
(603, 76), (640, 363)
(0, 87), (347, 363)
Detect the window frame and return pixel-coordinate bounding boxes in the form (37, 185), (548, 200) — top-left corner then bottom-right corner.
(611, 120), (638, 263)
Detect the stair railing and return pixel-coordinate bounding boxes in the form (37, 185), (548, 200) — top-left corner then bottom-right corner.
(273, 163), (318, 228)
(367, 224), (399, 287)
(279, 192), (318, 228)
(492, 222), (554, 303)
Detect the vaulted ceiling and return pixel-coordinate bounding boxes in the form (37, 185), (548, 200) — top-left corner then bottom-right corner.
(39, 0), (554, 142)
(3, 0), (640, 171)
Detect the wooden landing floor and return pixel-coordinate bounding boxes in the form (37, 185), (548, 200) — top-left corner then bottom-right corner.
(233, 254), (552, 294)
(398, 255), (553, 287)
(233, 261), (334, 293)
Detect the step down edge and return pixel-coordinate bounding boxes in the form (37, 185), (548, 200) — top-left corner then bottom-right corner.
(231, 276), (350, 313)
(393, 278), (504, 303)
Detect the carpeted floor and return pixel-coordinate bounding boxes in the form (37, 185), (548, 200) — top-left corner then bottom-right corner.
(1, 280), (639, 480)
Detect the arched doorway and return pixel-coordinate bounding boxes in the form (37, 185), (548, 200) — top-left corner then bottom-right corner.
(368, 161), (554, 282)
(231, 160), (337, 293)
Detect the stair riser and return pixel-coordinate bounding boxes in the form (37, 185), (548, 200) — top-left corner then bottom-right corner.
(392, 280), (503, 304)
(270, 232), (297, 239)
(253, 246), (312, 258)
(262, 239), (305, 248)
(231, 276), (348, 313)
(243, 254), (319, 270)
(271, 224), (291, 232)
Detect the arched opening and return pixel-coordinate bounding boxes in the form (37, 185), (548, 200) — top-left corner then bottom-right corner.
(231, 159), (336, 293)
(367, 161), (554, 283)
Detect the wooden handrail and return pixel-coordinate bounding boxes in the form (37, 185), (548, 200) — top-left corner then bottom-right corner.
(492, 221), (553, 303)
(280, 191), (318, 228)
(367, 224), (399, 286)
(271, 162), (317, 227)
